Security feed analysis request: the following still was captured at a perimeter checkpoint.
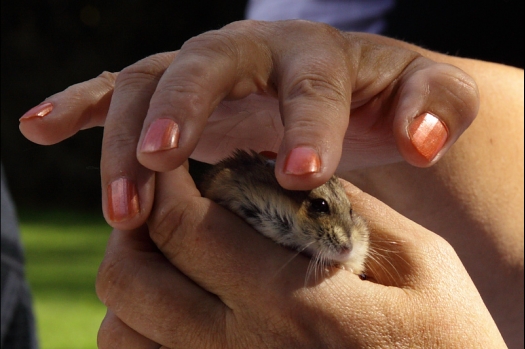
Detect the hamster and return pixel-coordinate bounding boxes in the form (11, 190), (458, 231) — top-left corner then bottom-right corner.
(199, 150), (369, 277)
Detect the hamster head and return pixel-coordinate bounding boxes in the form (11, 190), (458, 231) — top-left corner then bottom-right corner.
(286, 176), (369, 275)
(200, 150), (369, 275)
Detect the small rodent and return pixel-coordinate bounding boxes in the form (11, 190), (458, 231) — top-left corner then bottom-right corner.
(199, 150), (369, 276)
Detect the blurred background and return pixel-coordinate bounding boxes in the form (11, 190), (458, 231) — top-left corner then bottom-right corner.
(1, 1), (523, 348)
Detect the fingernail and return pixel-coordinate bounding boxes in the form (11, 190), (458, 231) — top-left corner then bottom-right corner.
(19, 102), (54, 121)
(140, 118), (179, 153)
(408, 113), (448, 161)
(107, 178), (140, 222)
(284, 146), (321, 175)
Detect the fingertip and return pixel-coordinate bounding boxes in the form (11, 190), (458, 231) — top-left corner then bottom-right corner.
(136, 118), (189, 172)
(19, 102), (54, 121)
(102, 173), (155, 230)
(20, 70), (118, 145)
(105, 177), (140, 222)
(393, 62), (479, 167)
(19, 119), (55, 146)
(395, 112), (450, 167)
(18, 102), (63, 145)
(139, 118), (180, 154)
(272, 106), (347, 190)
(282, 146), (321, 176)
(274, 145), (340, 190)
(408, 113), (449, 162)
(137, 116), (205, 172)
(136, 149), (187, 173)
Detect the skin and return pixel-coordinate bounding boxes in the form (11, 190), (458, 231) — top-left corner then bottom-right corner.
(96, 169), (506, 348)
(343, 45), (524, 347)
(18, 20), (522, 347)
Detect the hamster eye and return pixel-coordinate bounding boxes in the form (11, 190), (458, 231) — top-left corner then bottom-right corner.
(309, 198), (330, 214)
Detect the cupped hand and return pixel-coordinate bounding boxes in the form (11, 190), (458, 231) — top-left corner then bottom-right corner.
(95, 164), (505, 349)
(19, 20), (479, 229)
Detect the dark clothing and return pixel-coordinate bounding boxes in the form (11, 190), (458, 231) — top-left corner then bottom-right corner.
(1, 166), (38, 349)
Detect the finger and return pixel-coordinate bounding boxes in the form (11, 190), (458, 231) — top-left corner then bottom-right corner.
(271, 22), (353, 190)
(19, 71), (117, 145)
(98, 310), (160, 349)
(136, 20), (273, 173)
(357, 33), (480, 167)
(393, 61), (479, 166)
(96, 226), (227, 348)
(100, 52), (177, 229)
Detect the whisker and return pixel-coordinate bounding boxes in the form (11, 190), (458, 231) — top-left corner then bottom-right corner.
(273, 241), (316, 280)
(272, 250), (303, 279)
(368, 252), (404, 284)
(305, 249), (325, 287)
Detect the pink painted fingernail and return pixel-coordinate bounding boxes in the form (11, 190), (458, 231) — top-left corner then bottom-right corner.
(408, 113), (448, 161)
(284, 146), (321, 175)
(140, 118), (180, 153)
(107, 178), (140, 222)
(19, 102), (54, 121)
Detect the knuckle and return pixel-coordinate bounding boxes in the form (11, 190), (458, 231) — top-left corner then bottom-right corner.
(148, 198), (199, 260)
(180, 24), (265, 75)
(61, 70), (116, 102)
(286, 72), (348, 104)
(284, 117), (322, 137)
(447, 69), (480, 121)
(431, 64), (480, 125)
(97, 315), (132, 349)
(431, 234), (456, 255)
(153, 78), (209, 117)
(116, 54), (172, 90)
(221, 19), (261, 31)
(276, 19), (344, 40)
(96, 248), (126, 306)
(117, 67), (159, 90)
(307, 20), (346, 42)
(96, 70), (118, 86)
(96, 322), (112, 349)
(181, 30), (240, 63)
(101, 131), (138, 157)
(420, 233), (458, 274)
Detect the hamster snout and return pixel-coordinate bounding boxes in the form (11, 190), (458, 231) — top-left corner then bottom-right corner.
(199, 150), (369, 276)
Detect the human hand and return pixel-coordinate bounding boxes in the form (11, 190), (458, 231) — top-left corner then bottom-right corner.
(95, 165), (506, 349)
(19, 20), (479, 229)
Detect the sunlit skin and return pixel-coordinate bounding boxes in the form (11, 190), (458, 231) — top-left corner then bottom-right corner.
(19, 20), (522, 348)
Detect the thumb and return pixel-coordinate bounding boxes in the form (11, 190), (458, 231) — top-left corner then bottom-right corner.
(393, 60), (479, 167)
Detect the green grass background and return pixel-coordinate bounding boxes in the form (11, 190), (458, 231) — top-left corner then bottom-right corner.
(19, 210), (111, 349)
